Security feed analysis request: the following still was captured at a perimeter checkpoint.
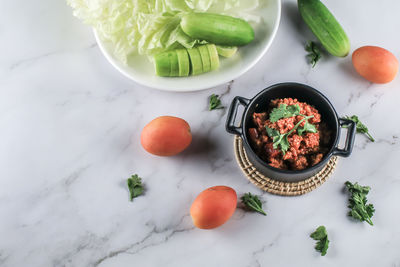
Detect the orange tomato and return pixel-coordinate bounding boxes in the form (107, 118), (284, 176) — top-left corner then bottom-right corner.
(352, 46), (398, 84)
(141, 116), (192, 156)
(190, 186), (237, 229)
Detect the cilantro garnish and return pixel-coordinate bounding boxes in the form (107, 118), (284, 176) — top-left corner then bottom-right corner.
(342, 115), (375, 142)
(305, 41), (322, 67)
(209, 94), (224, 111)
(310, 226), (329, 256)
(266, 115), (314, 154)
(127, 174), (144, 201)
(298, 120), (317, 136)
(241, 193), (267, 216)
(269, 104), (301, 122)
(345, 181), (375, 226)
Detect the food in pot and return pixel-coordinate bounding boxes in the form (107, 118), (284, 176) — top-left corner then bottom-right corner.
(248, 98), (331, 170)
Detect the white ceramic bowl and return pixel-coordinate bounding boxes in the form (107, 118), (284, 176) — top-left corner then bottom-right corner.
(94, 0), (281, 92)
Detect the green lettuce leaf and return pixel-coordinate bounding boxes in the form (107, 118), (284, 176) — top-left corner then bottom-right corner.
(67, 0), (259, 63)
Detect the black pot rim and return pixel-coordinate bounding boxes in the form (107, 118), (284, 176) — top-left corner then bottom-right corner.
(241, 82), (340, 175)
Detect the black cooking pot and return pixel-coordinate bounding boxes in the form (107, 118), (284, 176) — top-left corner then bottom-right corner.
(226, 82), (356, 182)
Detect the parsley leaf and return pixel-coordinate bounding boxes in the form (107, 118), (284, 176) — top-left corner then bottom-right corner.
(269, 104), (301, 122)
(305, 41), (322, 67)
(298, 120), (317, 136)
(345, 181), (375, 226)
(209, 94), (224, 111)
(241, 193), (267, 216)
(127, 174), (144, 201)
(342, 115), (375, 142)
(310, 226), (329, 256)
(266, 126), (279, 138)
(266, 115), (314, 154)
(273, 134), (290, 153)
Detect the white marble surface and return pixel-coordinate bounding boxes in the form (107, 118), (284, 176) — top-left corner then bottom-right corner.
(1, 0), (400, 266)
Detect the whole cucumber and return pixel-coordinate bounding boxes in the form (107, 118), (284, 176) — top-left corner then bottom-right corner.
(298, 0), (350, 57)
(180, 13), (255, 46)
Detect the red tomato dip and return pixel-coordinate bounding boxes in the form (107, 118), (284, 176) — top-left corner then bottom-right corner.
(248, 98), (331, 170)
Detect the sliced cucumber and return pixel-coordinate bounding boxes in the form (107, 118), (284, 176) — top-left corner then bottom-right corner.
(154, 51), (173, 77)
(169, 51), (179, 77)
(198, 45), (211, 72)
(206, 44), (220, 71)
(154, 44), (220, 77)
(176, 49), (190, 77)
(187, 47), (203, 75)
(216, 45), (238, 58)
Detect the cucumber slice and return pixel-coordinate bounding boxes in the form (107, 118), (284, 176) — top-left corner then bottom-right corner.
(216, 45), (238, 58)
(198, 45), (211, 72)
(176, 49), (190, 77)
(169, 50), (179, 77)
(187, 47), (203, 75)
(206, 44), (220, 71)
(154, 51), (174, 77)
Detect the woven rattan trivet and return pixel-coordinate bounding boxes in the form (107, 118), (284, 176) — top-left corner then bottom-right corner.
(234, 136), (338, 196)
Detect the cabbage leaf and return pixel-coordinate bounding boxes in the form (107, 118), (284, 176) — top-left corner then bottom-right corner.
(67, 0), (259, 63)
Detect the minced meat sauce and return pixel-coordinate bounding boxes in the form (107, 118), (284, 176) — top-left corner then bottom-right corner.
(248, 98), (331, 171)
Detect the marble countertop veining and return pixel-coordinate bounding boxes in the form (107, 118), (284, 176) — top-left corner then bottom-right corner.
(1, 0), (400, 266)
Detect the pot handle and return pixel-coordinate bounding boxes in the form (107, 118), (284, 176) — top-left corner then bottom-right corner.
(332, 118), (356, 157)
(226, 96), (250, 135)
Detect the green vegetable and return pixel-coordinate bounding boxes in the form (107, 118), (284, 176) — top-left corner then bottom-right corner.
(298, 0), (350, 57)
(209, 94), (224, 110)
(216, 45), (238, 58)
(154, 50), (182, 77)
(207, 44), (220, 70)
(342, 115), (375, 142)
(181, 13), (255, 46)
(345, 181), (375, 226)
(198, 45), (211, 72)
(176, 49), (190, 77)
(187, 47), (203, 75)
(305, 41), (322, 67)
(154, 51), (175, 77)
(269, 104), (301, 123)
(154, 44), (219, 77)
(127, 174), (144, 201)
(310, 226), (329, 256)
(67, 0), (259, 63)
(266, 115), (314, 154)
(241, 193), (267, 216)
(170, 50), (180, 77)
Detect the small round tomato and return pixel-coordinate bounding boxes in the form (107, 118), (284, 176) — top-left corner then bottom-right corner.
(352, 46), (398, 84)
(141, 116), (192, 156)
(190, 186), (237, 229)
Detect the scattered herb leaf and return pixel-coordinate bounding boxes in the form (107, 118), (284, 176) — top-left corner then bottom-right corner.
(127, 174), (144, 201)
(241, 193), (267, 216)
(345, 181), (375, 226)
(342, 115), (375, 142)
(209, 94), (224, 111)
(310, 226), (329, 256)
(266, 115), (314, 154)
(305, 41), (322, 67)
(269, 104), (301, 122)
